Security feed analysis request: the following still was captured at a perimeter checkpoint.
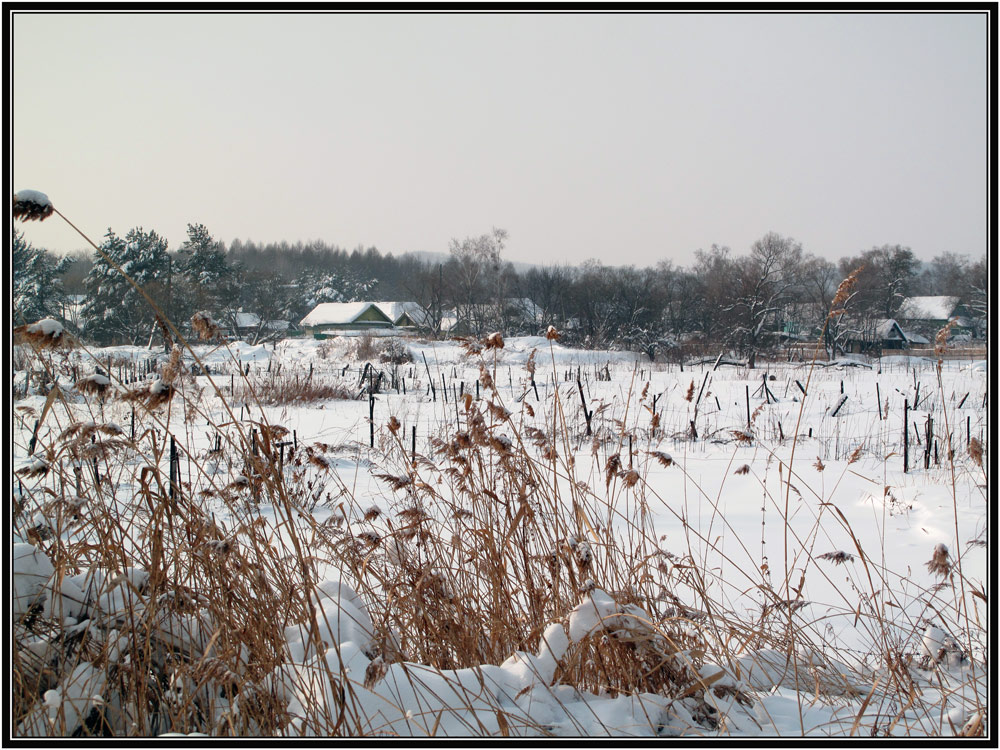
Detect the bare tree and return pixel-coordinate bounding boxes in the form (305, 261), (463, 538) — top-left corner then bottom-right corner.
(915, 251), (973, 297)
(725, 232), (804, 367)
(446, 227), (509, 335)
(841, 244), (918, 320)
(688, 245), (737, 343)
(519, 264), (574, 329)
(966, 254), (988, 338)
(402, 263), (448, 337)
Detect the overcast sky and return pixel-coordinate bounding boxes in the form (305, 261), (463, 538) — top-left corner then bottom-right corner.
(11, 11), (989, 267)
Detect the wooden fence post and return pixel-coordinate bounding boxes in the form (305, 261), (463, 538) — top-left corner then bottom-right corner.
(903, 399), (909, 473)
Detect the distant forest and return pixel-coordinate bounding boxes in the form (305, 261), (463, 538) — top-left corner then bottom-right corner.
(14, 223), (988, 361)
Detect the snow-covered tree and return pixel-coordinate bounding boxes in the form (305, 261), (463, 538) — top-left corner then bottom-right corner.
(293, 268), (377, 317)
(12, 230), (71, 326)
(177, 223), (231, 316)
(83, 227), (171, 345)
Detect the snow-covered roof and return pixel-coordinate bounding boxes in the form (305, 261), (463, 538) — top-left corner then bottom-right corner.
(903, 330), (930, 345)
(374, 301), (433, 327)
(897, 296), (961, 321)
(233, 312), (260, 329)
(505, 298), (542, 319)
(300, 302), (391, 328)
(846, 319), (905, 342)
(874, 319), (905, 340)
(231, 312), (290, 330)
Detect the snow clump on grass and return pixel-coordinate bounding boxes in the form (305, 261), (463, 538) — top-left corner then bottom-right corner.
(13, 190), (54, 221)
(14, 318), (70, 349)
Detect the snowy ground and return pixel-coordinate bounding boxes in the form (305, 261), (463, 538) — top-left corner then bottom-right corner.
(12, 335), (990, 737)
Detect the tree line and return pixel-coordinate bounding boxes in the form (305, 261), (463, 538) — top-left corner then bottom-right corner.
(13, 224), (988, 361)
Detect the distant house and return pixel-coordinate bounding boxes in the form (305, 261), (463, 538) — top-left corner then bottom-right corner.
(896, 296), (977, 338)
(232, 312), (261, 334)
(902, 330), (930, 346)
(504, 298), (543, 325)
(777, 302), (827, 343)
(373, 301), (434, 331)
(843, 318), (909, 355)
(299, 302), (394, 336)
(227, 312), (293, 341)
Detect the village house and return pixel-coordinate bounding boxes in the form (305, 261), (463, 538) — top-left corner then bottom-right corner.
(503, 297), (543, 327)
(896, 296), (978, 339)
(226, 312), (293, 341)
(299, 302), (394, 337)
(372, 301), (434, 332)
(842, 318), (910, 355)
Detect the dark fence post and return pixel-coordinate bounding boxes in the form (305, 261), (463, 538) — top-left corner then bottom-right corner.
(28, 419), (40, 455)
(903, 399), (909, 473)
(169, 435), (178, 501)
(924, 416), (933, 470)
(577, 378), (592, 436)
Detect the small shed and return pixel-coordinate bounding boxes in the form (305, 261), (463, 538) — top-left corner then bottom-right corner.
(300, 302), (394, 336)
(232, 312), (261, 332)
(844, 318), (909, 354)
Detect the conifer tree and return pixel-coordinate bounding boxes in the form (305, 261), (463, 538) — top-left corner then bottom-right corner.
(12, 229), (71, 326)
(178, 223), (231, 316)
(83, 227), (170, 344)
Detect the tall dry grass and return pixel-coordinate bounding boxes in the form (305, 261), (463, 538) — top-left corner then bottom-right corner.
(10, 194), (988, 737)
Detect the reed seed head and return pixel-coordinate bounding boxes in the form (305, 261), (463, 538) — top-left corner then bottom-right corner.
(648, 451), (673, 468)
(968, 437), (983, 467)
(13, 190), (54, 222)
(75, 373), (112, 396)
(190, 311), (221, 341)
(926, 543), (951, 578)
(934, 318), (958, 358)
(830, 264), (865, 313)
(818, 550), (854, 565)
(484, 332), (504, 350)
(161, 345), (184, 386)
(14, 319), (71, 349)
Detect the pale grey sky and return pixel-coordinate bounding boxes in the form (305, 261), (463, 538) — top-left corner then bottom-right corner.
(11, 11), (989, 266)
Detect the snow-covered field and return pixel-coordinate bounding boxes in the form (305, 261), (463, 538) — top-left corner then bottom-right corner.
(11, 334), (989, 737)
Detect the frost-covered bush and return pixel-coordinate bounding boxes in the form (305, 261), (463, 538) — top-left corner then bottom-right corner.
(347, 333), (379, 362)
(377, 337), (413, 365)
(316, 337), (339, 360)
